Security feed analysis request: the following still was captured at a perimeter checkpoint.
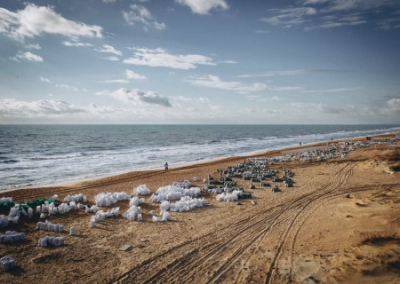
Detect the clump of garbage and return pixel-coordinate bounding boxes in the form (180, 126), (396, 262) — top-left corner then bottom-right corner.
(36, 221), (64, 233)
(216, 190), (255, 202)
(64, 193), (87, 203)
(149, 184), (201, 203)
(38, 236), (64, 247)
(134, 184), (151, 195)
(152, 211), (172, 222)
(0, 231), (26, 243)
(160, 197), (207, 212)
(0, 256), (16, 271)
(90, 207), (120, 226)
(122, 205), (143, 221)
(129, 196), (144, 207)
(95, 192), (130, 207)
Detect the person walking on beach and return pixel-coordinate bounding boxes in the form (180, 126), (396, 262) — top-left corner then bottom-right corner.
(164, 162), (168, 171)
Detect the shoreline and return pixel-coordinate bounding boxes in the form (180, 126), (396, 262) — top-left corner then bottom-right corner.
(0, 131), (399, 283)
(1, 132), (397, 197)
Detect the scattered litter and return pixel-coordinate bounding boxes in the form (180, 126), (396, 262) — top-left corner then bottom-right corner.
(0, 256), (16, 271)
(95, 192), (129, 207)
(36, 221), (64, 233)
(139, 238), (147, 242)
(69, 226), (76, 236)
(0, 231), (26, 243)
(90, 207), (120, 224)
(119, 245), (132, 251)
(0, 215), (9, 227)
(134, 184), (151, 195)
(356, 201), (368, 206)
(152, 216), (161, 222)
(64, 193), (87, 203)
(122, 205), (142, 221)
(129, 197), (144, 207)
(149, 185), (201, 203)
(38, 236), (64, 247)
(168, 197), (207, 212)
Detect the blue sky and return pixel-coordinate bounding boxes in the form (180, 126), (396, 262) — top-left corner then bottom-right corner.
(0, 0), (399, 124)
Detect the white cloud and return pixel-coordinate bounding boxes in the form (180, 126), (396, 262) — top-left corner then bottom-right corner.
(238, 69), (349, 78)
(0, 3), (102, 41)
(11, 51), (43, 62)
(103, 79), (130, 84)
(0, 99), (86, 117)
(175, 0), (229, 15)
(254, 30), (270, 34)
(266, 0), (400, 30)
(126, 69), (147, 80)
(380, 98), (400, 115)
(104, 56), (120, 61)
(97, 88), (171, 107)
(187, 75), (267, 93)
(123, 4), (167, 30)
(40, 77), (51, 83)
(95, 44), (122, 56)
(62, 41), (92, 47)
(102, 0), (116, 3)
(56, 84), (79, 91)
(26, 43), (41, 49)
(261, 7), (317, 27)
(124, 47), (215, 70)
(303, 87), (361, 93)
(220, 60), (238, 64)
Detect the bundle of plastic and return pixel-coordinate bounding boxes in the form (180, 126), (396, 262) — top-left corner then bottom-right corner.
(205, 187), (224, 194)
(7, 206), (20, 224)
(52, 194), (58, 202)
(38, 236), (64, 247)
(36, 221), (64, 233)
(41, 201), (50, 213)
(69, 201), (78, 210)
(0, 256), (16, 271)
(122, 205), (142, 221)
(168, 196), (207, 212)
(57, 203), (72, 214)
(173, 180), (192, 189)
(48, 203), (58, 215)
(0, 215), (9, 228)
(84, 205), (98, 213)
(95, 192), (129, 207)
(90, 207), (119, 223)
(152, 211), (172, 222)
(134, 184), (151, 195)
(129, 197), (144, 207)
(0, 197), (13, 204)
(216, 190), (242, 202)
(161, 211), (172, 221)
(63, 193), (87, 203)
(0, 231), (26, 243)
(149, 185), (201, 203)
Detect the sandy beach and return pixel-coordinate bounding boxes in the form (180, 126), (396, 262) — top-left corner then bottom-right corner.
(1, 137), (400, 283)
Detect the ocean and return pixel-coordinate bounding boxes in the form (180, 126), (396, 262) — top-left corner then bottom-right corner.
(1, 124), (399, 191)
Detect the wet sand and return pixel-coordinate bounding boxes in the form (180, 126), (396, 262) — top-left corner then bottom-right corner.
(1, 137), (400, 283)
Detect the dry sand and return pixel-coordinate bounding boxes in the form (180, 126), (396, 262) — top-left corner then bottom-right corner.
(1, 139), (400, 283)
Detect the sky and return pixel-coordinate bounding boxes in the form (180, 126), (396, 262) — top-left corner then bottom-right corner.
(0, 0), (399, 124)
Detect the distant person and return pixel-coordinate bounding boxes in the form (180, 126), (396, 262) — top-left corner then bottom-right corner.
(299, 142), (302, 146)
(164, 162), (168, 171)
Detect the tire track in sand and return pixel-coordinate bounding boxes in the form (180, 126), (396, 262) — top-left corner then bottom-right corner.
(112, 163), (353, 284)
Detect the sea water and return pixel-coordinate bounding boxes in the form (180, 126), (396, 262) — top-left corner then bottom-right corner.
(0, 124), (399, 191)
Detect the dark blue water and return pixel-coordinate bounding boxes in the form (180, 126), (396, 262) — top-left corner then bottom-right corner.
(0, 124), (399, 191)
